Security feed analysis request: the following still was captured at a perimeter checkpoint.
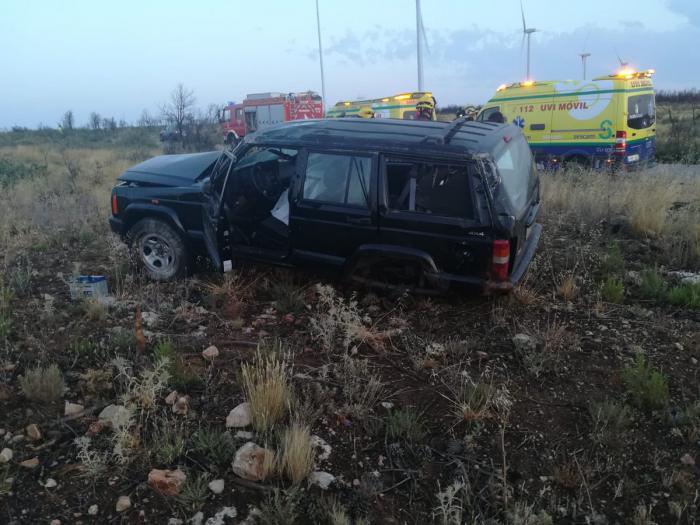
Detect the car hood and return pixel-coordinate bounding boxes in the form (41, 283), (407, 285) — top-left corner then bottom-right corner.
(118, 151), (220, 186)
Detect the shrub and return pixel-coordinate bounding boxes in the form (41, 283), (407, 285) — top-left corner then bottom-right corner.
(386, 408), (427, 443)
(279, 422), (315, 484)
(270, 278), (307, 316)
(601, 244), (625, 277)
(601, 277), (625, 304)
(589, 400), (633, 446)
(667, 282), (700, 309)
(153, 339), (174, 363)
(639, 266), (667, 300)
(621, 353), (670, 412)
(150, 420), (187, 465)
(176, 472), (209, 512)
(447, 378), (494, 422)
(241, 350), (291, 433)
(259, 488), (301, 525)
(20, 364), (65, 402)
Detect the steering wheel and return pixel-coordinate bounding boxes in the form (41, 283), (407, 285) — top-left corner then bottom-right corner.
(251, 164), (281, 201)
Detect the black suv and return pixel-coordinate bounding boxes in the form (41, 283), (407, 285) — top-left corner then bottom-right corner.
(110, 118), (541, 293)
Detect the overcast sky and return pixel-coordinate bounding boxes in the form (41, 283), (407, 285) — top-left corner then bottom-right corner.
(1, 0), (698, 128)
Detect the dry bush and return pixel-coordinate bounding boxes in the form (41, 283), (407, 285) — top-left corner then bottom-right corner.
(540, 166), (700, 268)
(336, 355), (384, 419)
(241, 350), (292, 433)
(20, 364), (65, 402)
(444, 376), (495, 422)
(557, 273), (578, 301)
(279, 422), (315, 484)
(112, 356), (171, 412)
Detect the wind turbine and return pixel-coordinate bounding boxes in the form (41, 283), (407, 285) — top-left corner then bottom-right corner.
(416, 0), (429, 91)
(579, 52), (591, 80)
(315, 0), (327, 108)
(520, 0), (538, 80)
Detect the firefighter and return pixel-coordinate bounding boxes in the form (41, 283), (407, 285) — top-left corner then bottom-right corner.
(415, 95), (435, 121)
(357, 106), (375, 118)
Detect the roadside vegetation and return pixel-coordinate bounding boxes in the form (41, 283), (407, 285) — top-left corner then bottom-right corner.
(0, 109), (699, 524)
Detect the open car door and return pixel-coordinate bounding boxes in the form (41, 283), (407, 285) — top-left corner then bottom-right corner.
(201, 151), (236, 272)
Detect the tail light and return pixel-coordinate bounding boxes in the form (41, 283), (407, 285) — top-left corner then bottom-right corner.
(490, 239), (510, 282)
(614, 130), (627, 155)
(111, 193), (118, 215)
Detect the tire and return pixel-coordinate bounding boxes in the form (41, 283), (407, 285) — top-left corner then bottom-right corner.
(127, 218), (189, 281)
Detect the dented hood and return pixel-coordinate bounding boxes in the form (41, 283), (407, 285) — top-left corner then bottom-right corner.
(118, 151), (220, 186)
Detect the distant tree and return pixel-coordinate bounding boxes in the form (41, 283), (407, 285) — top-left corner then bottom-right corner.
(162, 83), (196, 145)
(138, 109), (157, 127)
(60, 110), (74, 132)
(101, 117), (117, 131)
(89, 112), (101, 130)
(118, 119), (128, 128)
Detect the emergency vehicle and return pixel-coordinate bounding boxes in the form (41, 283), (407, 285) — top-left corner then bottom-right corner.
(326, 92), (437, 120)
(477, 69), (656, 169)
(220, 91), (324, 144)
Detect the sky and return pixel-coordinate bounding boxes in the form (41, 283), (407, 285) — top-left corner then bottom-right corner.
(0, 0), (698, 128)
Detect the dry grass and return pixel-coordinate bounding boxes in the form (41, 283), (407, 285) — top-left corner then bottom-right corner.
(20, 363), (65, 403)
(241, 350), (292, 433)
(279, 422), (315, 484)
(540, 166), (700, 268)
(556, 274), (578, 301)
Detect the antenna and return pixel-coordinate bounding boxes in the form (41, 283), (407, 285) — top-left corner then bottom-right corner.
(416, 0), (425, 91)
(579, 52), (591, 80)
(315, 0), (327, 109)
(520, 0), (538, 80)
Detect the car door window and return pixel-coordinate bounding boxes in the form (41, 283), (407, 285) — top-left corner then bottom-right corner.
(494, 136), (533, 212)
(478, 107), (500, 122)
(303, 153), (371, 207)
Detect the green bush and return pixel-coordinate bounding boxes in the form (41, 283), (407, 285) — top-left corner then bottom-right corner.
(667, 282), (700, 309)
(386, 408), (427, 443)
(639, 267), (667, 300)
(621, 353), (670, 412)
(601, 277), (625, 304)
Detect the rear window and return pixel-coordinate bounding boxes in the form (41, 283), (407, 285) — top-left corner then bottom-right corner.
(627, 94), (655, 130)
(493, 136), (533, 213)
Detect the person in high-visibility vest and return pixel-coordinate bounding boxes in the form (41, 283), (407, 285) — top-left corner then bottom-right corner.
(357, 106), (375, 118)
(415, 95), (435, 121)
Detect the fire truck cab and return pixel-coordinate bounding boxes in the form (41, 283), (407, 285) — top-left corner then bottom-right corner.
(220, 91), (324, 144)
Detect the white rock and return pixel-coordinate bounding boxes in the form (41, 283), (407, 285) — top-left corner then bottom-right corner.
(226, 402), (252, 428)
(116, 495), (131, 512)
(680, 453), (695, 466)
(232, 442), (272, 481)
(234, 431), (254, 440)
(88, 504), (98, 516)
(141, 311), (159, 328)
(208, 478), (225, 494)
(98, 405), (131, 429)
(64, 401), (85, 417)
(44, 478), (58, 488)
(309, 471), (335, 490)
(168, 519), (184, 525)
(381, 401), (394, 410)
(512, 333), (538, 352)
(165, 390), (179, 405)
(310, 435), (332, 461)
(0, 448), (12, 463)
(50, 520), (61, 525)
(189, 511), (204, 525)
(202, 345), (219, 361)
(172, 396), (190, 416)
(205, 507), (237, 525)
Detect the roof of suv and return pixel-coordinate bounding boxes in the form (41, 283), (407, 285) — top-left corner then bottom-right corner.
(245, 118), (517, 158)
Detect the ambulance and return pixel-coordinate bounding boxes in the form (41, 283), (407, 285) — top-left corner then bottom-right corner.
(326, 92), (437, 120)
(477, 69), (656, 169)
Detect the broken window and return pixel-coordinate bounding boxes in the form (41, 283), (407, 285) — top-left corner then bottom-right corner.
(493, 135), (533, 212)
(303, 153), (371, 207)
(385, 161), (473, 219)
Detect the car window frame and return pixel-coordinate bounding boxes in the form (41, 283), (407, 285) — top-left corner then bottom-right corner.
(298, 148), (376, 210)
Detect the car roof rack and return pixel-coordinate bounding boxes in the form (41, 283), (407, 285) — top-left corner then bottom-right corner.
(442, 117), (472, 145)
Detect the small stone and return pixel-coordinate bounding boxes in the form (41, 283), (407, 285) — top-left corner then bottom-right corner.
(692, 357), (698, 365)
(25, 424), (41, 441)
(86, 421), (105, 436)
(680, 453), (695, 466)
(20, 456), (39, 469)
(232, 442), (274, 481)
(44, 478), (57, 488)
(141, 311), (159, 328)
(202, 345), (219, 361)
(165, 390), (179, 405)
(512, 333), (537, 352)
(380, 402), (394, 410)
(226, 402), (252, 428)
(309, 471), (335, 489)
(172, 396), (190, 416)
(206, 507), (237, 524)
(116, 495), (131, 512)
(168, 519), (183, 525)
(674, 342), (684, 351)
(310, 435), (332, 461)
(88, 504), (98, 516)
(189, 511), (204, 525)
(148, 468), (187, 496)
(234, 431), (254, 440)
(98, 405), (131, 429)
(10, 434), (24, 444)
(50, 520), (61, 525)
(64, 401), (85, 417)
(208, 478), (225, 494)
(0, 448), (12, 463)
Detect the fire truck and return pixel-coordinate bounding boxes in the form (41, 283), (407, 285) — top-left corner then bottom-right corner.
(220, 91), (324, 144)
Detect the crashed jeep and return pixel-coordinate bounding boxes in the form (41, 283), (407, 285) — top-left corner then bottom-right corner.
(109, 118), (541, 293)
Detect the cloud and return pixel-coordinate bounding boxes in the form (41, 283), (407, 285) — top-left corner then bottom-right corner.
(666, 0), (700, 25)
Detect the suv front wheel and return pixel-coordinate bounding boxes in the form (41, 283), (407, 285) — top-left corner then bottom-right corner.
(128, 218), (189, 281)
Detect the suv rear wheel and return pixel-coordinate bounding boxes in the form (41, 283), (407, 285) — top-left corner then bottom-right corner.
(128, 218), (189, 281)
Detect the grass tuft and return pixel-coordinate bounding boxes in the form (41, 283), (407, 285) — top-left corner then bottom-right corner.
(20, 364), (65, 403)
(241, 350), (291, 433)
(601, 276), (625, 304)
(621, 353), (670, 412)
(279, 422), (315, 484)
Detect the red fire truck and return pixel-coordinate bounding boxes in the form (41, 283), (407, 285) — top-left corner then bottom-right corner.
(220, 91), (324, 144)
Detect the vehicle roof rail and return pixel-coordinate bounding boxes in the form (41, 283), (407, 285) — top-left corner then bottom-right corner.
(442, 116), (469, 145)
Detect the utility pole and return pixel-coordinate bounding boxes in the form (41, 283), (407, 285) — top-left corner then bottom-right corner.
(579, 52), (591, 80)
(416, 0), (424, 91)
(315, 0), (327, 109)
